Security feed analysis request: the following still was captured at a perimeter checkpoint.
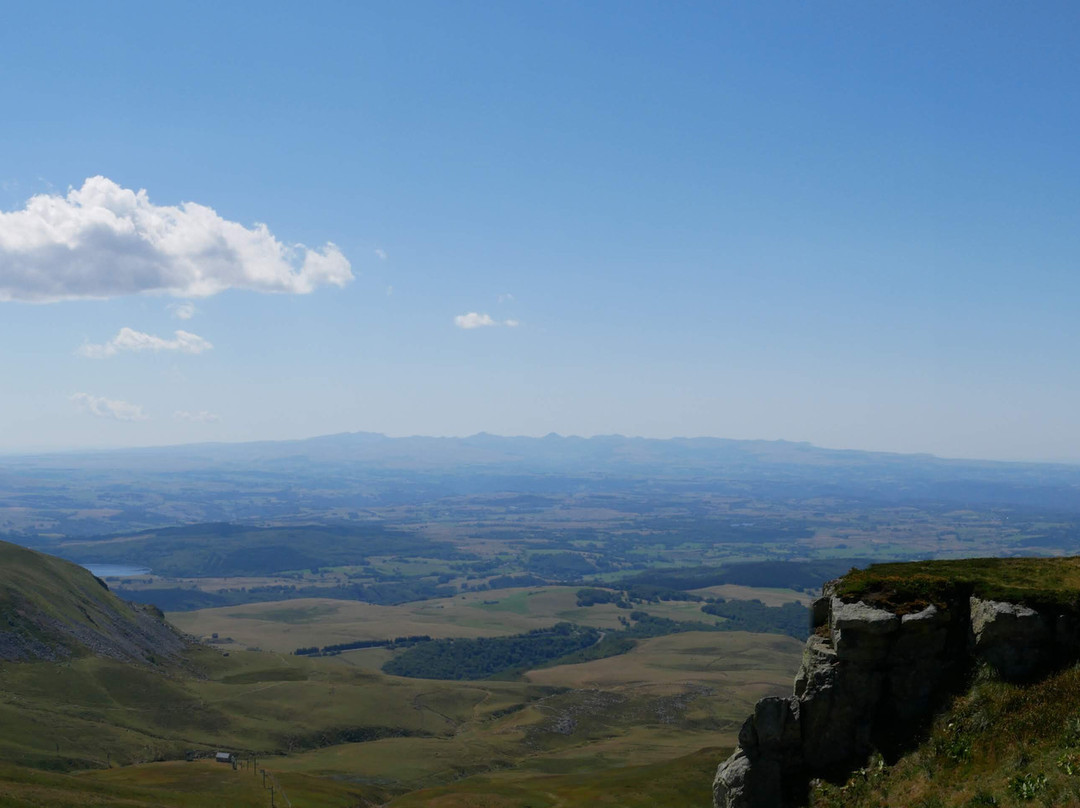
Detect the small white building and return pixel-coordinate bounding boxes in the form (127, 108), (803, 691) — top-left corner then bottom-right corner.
(215, 751), (234, 764)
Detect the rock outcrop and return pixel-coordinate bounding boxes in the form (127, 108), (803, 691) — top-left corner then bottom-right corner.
(714, 583), (1080, 808)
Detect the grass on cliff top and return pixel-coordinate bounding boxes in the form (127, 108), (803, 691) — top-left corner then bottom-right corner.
(811, 662), (1080, 808)
(836, 556), (1080, 612)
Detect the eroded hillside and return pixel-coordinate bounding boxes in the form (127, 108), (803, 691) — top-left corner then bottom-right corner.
(0, 540), (187, 664)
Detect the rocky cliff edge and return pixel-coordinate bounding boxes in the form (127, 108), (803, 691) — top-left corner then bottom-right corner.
(714, 562), (1080, 808)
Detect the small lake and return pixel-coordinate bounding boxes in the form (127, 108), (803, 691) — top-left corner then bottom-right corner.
(81, 563), (152, 578)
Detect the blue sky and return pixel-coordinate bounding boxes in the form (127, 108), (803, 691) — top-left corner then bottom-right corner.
(2, 1), (1080, 461)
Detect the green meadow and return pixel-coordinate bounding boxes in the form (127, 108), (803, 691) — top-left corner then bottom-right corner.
(167, 583), (805, 653)
(0, 621), (802, 806)
(0, 540), (808, 806)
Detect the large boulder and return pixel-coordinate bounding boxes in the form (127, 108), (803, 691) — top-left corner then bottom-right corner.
(751, 697), (801, 751)
(829, 599), (900, 664)
(969, 597), (1051, 679)
(714, 749), (753, 808)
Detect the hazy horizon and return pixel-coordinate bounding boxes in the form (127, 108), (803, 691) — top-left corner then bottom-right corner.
(5, 427), (1080, 467)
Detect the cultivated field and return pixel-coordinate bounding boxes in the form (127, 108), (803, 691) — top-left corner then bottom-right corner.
(688, 583), (813, 606)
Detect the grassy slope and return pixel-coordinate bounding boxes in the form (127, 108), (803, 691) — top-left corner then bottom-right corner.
(0, 636), (792, 787)
(0, 637), (788, 806)
(264, 629), (800, 796)
(0, 542), (804, 806)
(813, 664), (1080, 808)
(0, 759), (368, 808)
(387, 746), (726, 808)
(0, 541), (121, 619)
(0, 646), (564, 767)
(0, 541), (150, 655)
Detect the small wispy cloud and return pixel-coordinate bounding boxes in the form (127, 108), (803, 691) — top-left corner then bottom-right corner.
(168, 301), (196, 320)
(375, 248), (388, 260)
(386, 285), (394, 296)
(455, 312), (496, 329)
(71, 393), (148, 421)
(78, 328), (213, 359)
(454, 312), (519, 329)
(497, 293), (515, 304)
(174, 410), (220, 423)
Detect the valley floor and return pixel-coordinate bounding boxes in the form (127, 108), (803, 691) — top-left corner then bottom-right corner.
(0, 599), (803, 807)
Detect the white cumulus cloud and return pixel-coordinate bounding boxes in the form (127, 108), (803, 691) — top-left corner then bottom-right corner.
(174, 410), (220, 422)
(454, 312), (519, 329)
(71, 393), (149, 421)
(78, 327), (213, 358)
(0, 176), (353, 302)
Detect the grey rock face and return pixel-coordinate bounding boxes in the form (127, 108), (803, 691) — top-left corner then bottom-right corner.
(714, 749), (752, 808)
(887, 604), (953, 720)
(753, 697), (802, 750)
(969, 597), (1050, 679)
(715, 586), (1077, 808)
(830, 598), (900, 664)
(831, 599), (900, 636)
(810, 596), (831, 630)
(794, 634), (836, 698)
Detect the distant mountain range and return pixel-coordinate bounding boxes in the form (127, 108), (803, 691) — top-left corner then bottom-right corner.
(8, 430), (1080, 480)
